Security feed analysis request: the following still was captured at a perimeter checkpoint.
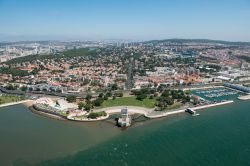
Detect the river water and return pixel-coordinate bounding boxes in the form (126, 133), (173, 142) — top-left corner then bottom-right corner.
(0, 99), (250, 166)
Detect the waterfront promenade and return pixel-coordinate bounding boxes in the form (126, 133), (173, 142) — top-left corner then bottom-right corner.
(93, 100), (234, 120)
(27, 99), (234, 122)
(95, 106), (152, 116)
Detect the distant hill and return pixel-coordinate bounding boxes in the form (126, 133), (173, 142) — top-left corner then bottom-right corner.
(4, 48), (92, 65)
(0, 41), (51, 46)
(144, 39), (250, 46)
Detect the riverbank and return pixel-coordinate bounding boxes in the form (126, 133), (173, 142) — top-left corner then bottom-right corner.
(27, 100), (234, 122)
(0, 99), (32, 108)
(29, 105), (66, 121)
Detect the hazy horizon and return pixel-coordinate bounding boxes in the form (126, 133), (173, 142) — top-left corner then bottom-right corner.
(1, 37), (250, 43)
(1, 0), (250, 42)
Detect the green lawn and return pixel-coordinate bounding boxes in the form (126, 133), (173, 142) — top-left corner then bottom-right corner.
(164, 102), (182, 111)
(101, 97), (156, 108)
(155, 102), (183, 112)
(0, 95), (25, 105)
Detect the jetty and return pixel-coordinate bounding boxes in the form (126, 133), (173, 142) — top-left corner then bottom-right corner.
(238, 95), (250, 100)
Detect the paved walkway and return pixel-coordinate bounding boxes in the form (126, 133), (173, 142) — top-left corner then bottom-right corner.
(95, 106), (152, 115)
(93, 100), (234, 119)
(94, 105), (186, 119)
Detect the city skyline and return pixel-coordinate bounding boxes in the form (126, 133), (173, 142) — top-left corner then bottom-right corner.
(0, 0), (250, 42)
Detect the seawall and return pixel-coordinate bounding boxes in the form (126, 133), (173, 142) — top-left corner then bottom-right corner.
(29, 105), (66, 121)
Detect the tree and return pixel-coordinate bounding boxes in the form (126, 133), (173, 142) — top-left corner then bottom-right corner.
(114, 92), (123, 97)
(87, 111), (107, 119)
(104, 95), (108, 100)
(93, 98), (104, 107)
(84, 104), (91, 111)
(66, 95), (76, 103)
(157, 84), (166, 92)
(78, 102), (84, 109)
(6, 84), (16, 90)
(136, 93), (147, 101)
(161, 90), (170, 97)
(87, 112), (99, 119)
(21, 86), (27, 91)
(110, 83), (118, 90)
(182, 95), (191, 103)
(106, 92), (112, 97)
(98, 93), (104, 98)
(165, 97), (174, 105)
(0, 67), (29, 77)
(149, 89), (155, 94)
(85, 94), (92, 101)
(131, 89), (141, 95)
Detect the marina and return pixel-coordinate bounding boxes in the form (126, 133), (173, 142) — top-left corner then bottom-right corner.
(192, 87), (240, 101)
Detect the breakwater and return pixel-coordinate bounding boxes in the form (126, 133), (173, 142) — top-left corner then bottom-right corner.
(238, 95), (250, 100)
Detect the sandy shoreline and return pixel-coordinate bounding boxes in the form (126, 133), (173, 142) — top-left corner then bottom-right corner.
(0, 100), (33, 108)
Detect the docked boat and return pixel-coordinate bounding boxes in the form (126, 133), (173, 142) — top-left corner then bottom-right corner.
(185, 108), (200, 116)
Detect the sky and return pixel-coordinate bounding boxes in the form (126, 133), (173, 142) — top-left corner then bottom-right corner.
(0, 0), (250, 41)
